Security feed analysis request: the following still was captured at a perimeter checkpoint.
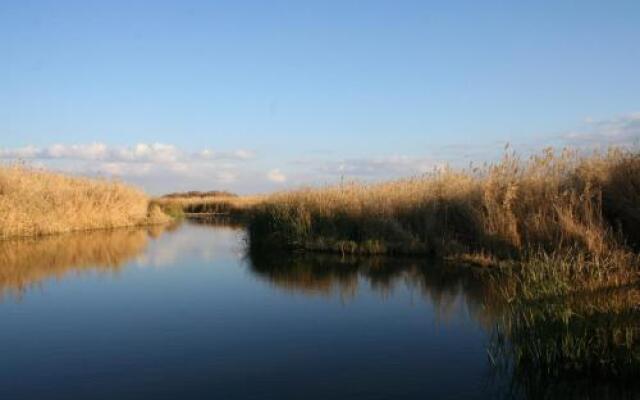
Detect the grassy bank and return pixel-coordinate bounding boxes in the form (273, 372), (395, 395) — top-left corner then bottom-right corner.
(248, 147), (640, 262)
(247, 146), (640, 380)
(154, 192), (262, 219)
(0, 165), (169, 239)
(485, 250), (640, 385)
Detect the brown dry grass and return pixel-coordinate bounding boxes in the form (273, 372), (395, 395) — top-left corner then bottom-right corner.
(246, 147), (640, 382)
(0, 164), (169, 239)
(249, 147), (640, 261)
(154, 194), (264, 217)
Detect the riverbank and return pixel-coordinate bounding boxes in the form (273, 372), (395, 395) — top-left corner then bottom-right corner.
(153, 192), (262, 220)
(0, 165), (170, 239)
(248, 147), (640, 264)
(245, 147), (640, 381)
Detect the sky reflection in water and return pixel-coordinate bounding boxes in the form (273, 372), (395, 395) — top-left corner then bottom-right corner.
(0, 221), (637, 399)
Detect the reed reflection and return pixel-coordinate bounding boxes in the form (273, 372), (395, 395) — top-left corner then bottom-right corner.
(247, 250), (504, 327)
(247, 249), (640, 398)
(0, 225), (171, 299)
(489, 285), (640, 399)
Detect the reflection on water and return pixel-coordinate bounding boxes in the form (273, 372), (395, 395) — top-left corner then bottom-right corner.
(490, 286), (640, 399)
(0, 229), (144, 299)
(248, 250), (503, 327)
(0, 223), (182, 300)
(0, 220), (638, 399)
(247, 248), (640, 399)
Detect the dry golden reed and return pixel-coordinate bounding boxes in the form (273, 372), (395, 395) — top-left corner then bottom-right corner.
(154, 194), (263, 217)
(248, 147), (640, 379)
(249, 147), (640, 261)
(0, 164), (169, 239)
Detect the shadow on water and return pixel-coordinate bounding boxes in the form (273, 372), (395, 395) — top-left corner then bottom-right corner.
(247, 246), (640, 399)
(0, 223), (179, 300)
(248, 249), (501, 324)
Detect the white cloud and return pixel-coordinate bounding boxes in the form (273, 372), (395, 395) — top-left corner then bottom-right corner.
(232, 149), (255, 160)
(0, 145), (40, 159)
(0, 142), (179, 162)
(45, 143), (110, 160)
(561, 112), (640, 146)
(3, 112), (636, 195)
(0, 142), (444, 193)
(117, 143), (181, 163)
(196, 148), (255, 161)
(0, 142), (260, 194)
(267, 169), (287, 183)
(0, 142), (256, 164)
(215, 170), (238, 184)
(292, 155), (441, 182)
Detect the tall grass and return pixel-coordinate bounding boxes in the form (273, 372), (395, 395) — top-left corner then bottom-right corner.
(162, 190), (237, 199)
(249, 147), (640, 261)
(489, 254), (640, 383)
(0, 164), (169, 239)
(154, 194), (263, 218)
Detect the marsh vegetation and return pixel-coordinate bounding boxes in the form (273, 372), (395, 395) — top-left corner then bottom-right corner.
(154, 192), (262, 219)
(245, 146), (640, 386)
(249, 147), (640, 261)
(1, 147), (639, 395)
(0, 165), (169, 239)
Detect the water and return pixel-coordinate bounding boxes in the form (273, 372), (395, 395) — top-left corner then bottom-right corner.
(0, 221), (636, 399)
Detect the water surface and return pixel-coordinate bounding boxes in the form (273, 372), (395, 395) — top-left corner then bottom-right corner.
(0, 222), (636, 399)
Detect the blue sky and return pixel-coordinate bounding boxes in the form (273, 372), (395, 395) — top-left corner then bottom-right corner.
(1, 1), (639, 193)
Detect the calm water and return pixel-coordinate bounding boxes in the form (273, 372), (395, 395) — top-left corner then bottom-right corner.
(0, 222), (636, 399)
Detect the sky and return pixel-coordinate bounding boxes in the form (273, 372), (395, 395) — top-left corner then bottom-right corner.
(1, 0), (639, 194)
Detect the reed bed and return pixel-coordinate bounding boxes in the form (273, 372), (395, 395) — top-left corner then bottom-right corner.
(483, 234), (640, 383)
(490, 267), (640, 383)
(0, 164), (169, 239)
(249, 147), (640, 262)
(154, 194), (264, 218)
(162, 190), (237, 199)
